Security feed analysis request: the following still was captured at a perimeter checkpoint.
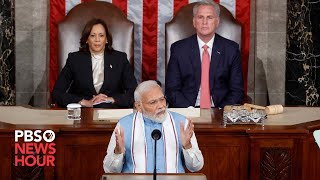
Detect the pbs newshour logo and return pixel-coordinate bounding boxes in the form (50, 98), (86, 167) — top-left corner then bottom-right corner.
(15, 130), (56, 166)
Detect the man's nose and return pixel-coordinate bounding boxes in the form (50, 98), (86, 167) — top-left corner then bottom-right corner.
(156, 101), (166, 109)
(203, 18), (208, 24)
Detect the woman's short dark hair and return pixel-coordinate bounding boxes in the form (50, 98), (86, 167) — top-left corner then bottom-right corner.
(79, 18), (113, 53)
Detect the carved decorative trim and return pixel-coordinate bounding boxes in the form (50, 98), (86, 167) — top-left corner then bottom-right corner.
(260, 148), (291, 180)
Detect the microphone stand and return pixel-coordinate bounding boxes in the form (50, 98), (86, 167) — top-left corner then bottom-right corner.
(153, 138), (157, 180)
(151, 129), (161, 180)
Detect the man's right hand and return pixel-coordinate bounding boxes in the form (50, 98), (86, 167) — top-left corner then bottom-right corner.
(114, 127), (125, 154)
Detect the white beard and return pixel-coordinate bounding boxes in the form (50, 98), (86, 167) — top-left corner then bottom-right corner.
(142, 108), (168, 123)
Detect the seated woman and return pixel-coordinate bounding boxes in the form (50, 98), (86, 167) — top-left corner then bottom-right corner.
(52, 18), (137, 108)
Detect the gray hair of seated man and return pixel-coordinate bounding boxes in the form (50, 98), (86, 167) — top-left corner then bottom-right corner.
(134, 80), (161, 102)
(193, 0), (220, 17)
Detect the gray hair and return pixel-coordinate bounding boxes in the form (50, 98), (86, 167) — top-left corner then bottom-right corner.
(134, 80), (161, 102)
(193, 0), (220, 17)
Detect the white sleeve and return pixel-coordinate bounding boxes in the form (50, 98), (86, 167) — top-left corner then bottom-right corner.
(103, 123), (125, 173)
(182, 120), (204, 172)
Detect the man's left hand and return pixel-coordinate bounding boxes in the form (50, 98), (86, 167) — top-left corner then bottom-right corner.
(180, 119), (194, 149)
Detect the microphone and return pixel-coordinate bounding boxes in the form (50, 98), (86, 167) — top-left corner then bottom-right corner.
(152, 129), (162, 140)
(151, 129), (162, 180)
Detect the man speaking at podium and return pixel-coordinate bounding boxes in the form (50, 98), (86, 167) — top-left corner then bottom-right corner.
(103, 80), (204, 173)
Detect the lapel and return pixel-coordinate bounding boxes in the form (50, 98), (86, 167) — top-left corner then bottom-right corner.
(82, 52), (97, 94)
(210, 34), (223, 90)
(189, 35), (201, 91)
(99, 51), (114, 93)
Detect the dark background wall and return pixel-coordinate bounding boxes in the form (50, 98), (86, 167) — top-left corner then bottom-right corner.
(286, 0), (320, 106)
(0, 0), (15, 105)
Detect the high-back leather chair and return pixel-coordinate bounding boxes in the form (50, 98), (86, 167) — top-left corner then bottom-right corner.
(58, 1), (134, 71)
(165, 3), (242, 66)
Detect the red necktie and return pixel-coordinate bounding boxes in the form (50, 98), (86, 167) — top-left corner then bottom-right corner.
(200, 45), (211, 108)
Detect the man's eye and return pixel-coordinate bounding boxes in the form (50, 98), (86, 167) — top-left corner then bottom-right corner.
(149, 101), (156, 105)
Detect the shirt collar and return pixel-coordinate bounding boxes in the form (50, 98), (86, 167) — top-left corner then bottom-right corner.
(197, 34), (215, 49)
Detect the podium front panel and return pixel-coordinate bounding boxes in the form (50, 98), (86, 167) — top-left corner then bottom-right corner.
(101, 173), (207, 180)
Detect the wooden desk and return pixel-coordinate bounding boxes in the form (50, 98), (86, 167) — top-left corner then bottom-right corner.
(0, 107), (319, 180)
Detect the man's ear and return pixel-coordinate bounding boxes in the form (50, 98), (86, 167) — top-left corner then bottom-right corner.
(135, 102), (143, 113)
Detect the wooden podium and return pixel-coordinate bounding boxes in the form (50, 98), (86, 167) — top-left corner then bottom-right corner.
(0, 106), (320, 180)
(101, 173), (207, 180)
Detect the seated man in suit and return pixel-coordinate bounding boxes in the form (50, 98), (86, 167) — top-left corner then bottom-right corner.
(103, 80), (204, 173)
(52, 18), (137, 108)
(165, 0), (244, 108)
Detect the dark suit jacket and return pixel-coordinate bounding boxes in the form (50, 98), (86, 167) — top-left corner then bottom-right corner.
(165, 34), (244, 108)
(52, 50), (137, 108)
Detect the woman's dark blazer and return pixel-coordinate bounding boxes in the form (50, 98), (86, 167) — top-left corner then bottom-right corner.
(52, 50), (137, 108)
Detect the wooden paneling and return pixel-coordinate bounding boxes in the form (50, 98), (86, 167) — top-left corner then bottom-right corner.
(308, 135), (320, 180)
(55, 133), (110, 180)
(250, 136), (306, 180)
(197, 135), (249, 180)
(0, 135), (13, 180)
(205, 146), (241, 180)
